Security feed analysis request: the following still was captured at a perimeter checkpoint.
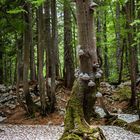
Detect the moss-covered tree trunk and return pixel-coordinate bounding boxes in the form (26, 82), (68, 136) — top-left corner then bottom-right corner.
(60, 1), (105, 140)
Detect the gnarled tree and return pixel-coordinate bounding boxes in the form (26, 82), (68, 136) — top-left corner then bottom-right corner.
(60, 1), (105, 140)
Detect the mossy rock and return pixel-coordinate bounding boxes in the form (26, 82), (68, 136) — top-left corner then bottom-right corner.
(112, 119), (127, 127)
(126, 124), (140, 134)
(60, 133), (82, 140)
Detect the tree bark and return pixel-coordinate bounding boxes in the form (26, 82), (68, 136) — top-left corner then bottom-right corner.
(37, 5), (46, 115)
(29, 5), (36, 81)
(64, 0), (75, 89)
(0, 35), (3, 84)
(23, 2), (35, 116)
(60, 1), (104, 139)
(103, 11), (109, 81)
(50, 0), (57, 112)
(125, 0), (137, 107)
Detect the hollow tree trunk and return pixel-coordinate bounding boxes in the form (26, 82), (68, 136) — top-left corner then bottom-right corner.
(60, 1), (104, 140)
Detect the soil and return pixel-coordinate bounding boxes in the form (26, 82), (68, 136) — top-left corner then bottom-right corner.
(0, 82), (139, 126)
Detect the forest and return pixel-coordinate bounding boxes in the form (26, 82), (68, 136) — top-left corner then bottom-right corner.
(0, 0), (140, 140)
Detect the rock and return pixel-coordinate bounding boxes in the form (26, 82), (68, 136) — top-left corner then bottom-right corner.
(59, 111), (65, 116)
(9, 104), (16, 109)
(0, 112), (6, 117)
(0, 84), (7, 93)
(118, 81), (131, 89)
(118, 109), (122, 114)
(61, 122), (64, 127)
(48, 121), (53, 125)
(118, 114), (139, 123)
(95, 106), (106, 118)
(0, 116), (6, 122)
(112, 108), (118, 113)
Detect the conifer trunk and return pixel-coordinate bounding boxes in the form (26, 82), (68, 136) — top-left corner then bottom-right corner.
(60, 1), (105, 139)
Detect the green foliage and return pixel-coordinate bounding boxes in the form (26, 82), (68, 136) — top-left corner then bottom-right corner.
(27, 0), (45, 6)
(7, 7), (27, 14)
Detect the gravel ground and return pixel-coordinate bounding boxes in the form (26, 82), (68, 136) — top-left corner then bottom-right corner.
(0, 124), (140, 140)
(100, 126), (140, 140)
(0, 125), (63, 140)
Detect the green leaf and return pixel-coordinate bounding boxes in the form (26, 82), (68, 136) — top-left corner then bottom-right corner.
(7, 7), (27, 14)
(27, 0), (45, 6)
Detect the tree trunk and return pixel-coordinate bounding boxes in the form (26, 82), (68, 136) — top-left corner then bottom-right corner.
(29, 5), (36, 81)
(37, 5), (46, 115)
(125, 0), (137, 107)
(50, 0), (57, 112)
(44, 0), (51, 103)
(0, 35), (3, 84)
(116, 1), (122, 84)
(23, 2), (35, 116)
(103, 12), (109, 81)
(16, 38), (27, 111)
(64, 0), (75, 89)
(60, 1), (104, 139)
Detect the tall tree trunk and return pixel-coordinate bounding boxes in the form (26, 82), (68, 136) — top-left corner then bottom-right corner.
(0, 35), (3, 84)
(60, 1), (104, 139)
(37, 5), (46, 115)
(44, 0), (51, 103)
(64, 0), (75, 89)
(116, 1), (122, 84)
(125, 0), (137, 107)
(103, 12), (109, 81)
(23, 2), (35, 116)
(50, 0), (57, 112)
(16, 38), (27, 111)
(29, 5), (36, 81)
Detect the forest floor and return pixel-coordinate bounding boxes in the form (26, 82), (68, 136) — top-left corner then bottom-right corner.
(0, 81), (140, 139)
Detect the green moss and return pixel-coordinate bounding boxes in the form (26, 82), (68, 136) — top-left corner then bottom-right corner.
(126, 124), (140, 134)
(112, 119), (127, 127)
(60, 133), (82, 140)
(113, 86), (131, 101)
(60, 80), (99, 140)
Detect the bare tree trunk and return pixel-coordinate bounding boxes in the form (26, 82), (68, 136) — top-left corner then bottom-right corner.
(0, 34), (3, 84)
(50, 0), (57, 112)
(103, 12), (109, 81)
(23, 2), (35, 116)
(125, 0), (137, 107)
(37, 5), (46, 115)
(64, 0), (75, 89)
(29, 5), (36, 81)
(16, 38), (27, 111)
(60, 1), (104, 139)
(116, 1), (122, 84)
(44, 0), (51, 103)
